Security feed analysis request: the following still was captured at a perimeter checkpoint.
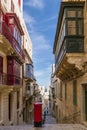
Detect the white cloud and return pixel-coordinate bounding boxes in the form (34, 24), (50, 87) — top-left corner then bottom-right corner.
(23, 11), (36, 29)
(23, 9), (53, 87)
(31, 34), (51, 51)
(37, 15), (58, 24)
(35, 64), (52, 78)
(34, 64), (52, 87)
(35, 70), (44, 77)
(24, 0), (44, 9)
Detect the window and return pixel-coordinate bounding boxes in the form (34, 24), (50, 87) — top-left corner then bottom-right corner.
(17, 91), (19, 109)
(65, 83), (67, 100)
(11, 0), (14, 12)
(66, 8), (83, 36)
(67, 20), (76, 35)
(77, 20), (83, 35)
(0, 56), (3, 73)
(0, 94), (1, 120)
(14, 27), (22, 46)
(77, 10), (83, 17)
(0, 10), (4, 22)
(73, 80), (77, 106)
(14, 60), (20, 77)
(60, 82), (62, 99)
(67, 10), (76, 17)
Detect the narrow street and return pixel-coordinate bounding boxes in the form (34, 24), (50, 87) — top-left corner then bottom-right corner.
(0, 113), (87, 130)
(43, 108), (56, 124)
(0, 123), (87, 130)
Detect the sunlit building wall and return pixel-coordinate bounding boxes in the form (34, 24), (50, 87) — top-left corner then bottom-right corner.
(53, 0), (87, 125)
(0, 0), (34, 125)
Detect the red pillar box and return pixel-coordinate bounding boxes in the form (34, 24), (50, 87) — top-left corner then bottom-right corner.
(34, 102), (42, 127)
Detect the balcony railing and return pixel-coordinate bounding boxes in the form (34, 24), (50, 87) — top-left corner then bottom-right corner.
(0, 72), (22, 86)
(24, 64), (34, 81)
(0, 21), (25, 60)
(55, 37), (84, 71)
(0, 72), (7, 85)
(7, 75), (23, 86)
(55, 40), (66, 71)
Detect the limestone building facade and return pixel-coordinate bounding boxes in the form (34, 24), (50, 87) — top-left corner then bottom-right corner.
(53, 0), (87, 125)
(0, 0), (34, 125)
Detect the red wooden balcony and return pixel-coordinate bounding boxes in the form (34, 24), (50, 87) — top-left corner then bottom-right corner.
(0, 72), (22, 86)
(7, 75), (23, 86)
(0, 72), (7, 85)
(0, 21), (25, 60)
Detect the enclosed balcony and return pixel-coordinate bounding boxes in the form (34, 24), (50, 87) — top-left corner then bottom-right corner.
(7, 75), (22, 86)
(0, 72), (7, 85)
(0, 72), (22, 87)
(7, 56), (23, 86)
(53, 1), (85, 81)
(0, 12), (25, 63)
(55, 37), (84, 70)
(24, 63), (34, 81)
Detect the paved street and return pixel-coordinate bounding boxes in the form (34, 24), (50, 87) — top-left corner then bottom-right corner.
(44, 114), (56, 124)
(0, 114), (87, 130)
(43, 108), (56, 124)
(0, 124), (87, 130)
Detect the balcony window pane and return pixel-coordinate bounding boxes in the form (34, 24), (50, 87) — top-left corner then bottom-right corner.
(26, 64), (33, 80)
(78, 10), (82, 17)
(67, 10), (76, 17)
(14, 60), (20, 77)
(67, 20), (76, 35)
(78, 20), (82, 35)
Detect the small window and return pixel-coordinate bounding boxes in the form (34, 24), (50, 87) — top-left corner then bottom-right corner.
(77, 10), (83, 17)
(77, 20), (83, 35)
(67, 20), (76, 35)
(0, 56), (3, 73)
(60, 82), (62, 99)
(67, 10), (76, 17)
(11, 0), (14, 12)
(66, 8), (83, 36)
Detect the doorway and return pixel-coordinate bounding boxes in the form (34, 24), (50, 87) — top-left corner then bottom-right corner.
(85, 87), (87, 121)
(8, 93), (13, 121)
(0, 56), (3, 84)
(0, 56), (3, 73)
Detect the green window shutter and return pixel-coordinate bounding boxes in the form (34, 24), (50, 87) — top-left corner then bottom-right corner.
(73, 80), (77, 106)
(65, 83), (67, 100)
(60, 82), (62, 99)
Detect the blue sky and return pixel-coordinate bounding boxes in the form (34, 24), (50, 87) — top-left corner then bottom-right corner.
(23, 0), (61, 87)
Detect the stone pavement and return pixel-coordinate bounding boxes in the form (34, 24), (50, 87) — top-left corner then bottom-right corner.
(0, 111), (87, 130)
(0, 124), (87, 130)
(44, 114), (56, 124)
(42, 107), (56, 124)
